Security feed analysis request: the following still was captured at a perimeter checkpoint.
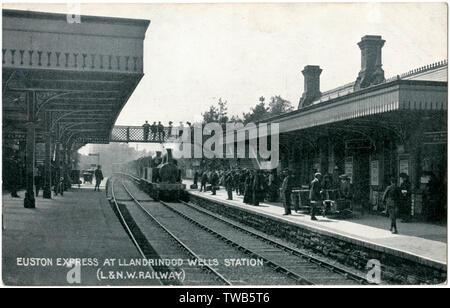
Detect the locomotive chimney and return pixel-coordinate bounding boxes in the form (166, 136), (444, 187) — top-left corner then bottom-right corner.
(354, 35), (385, 90)
(298, 65), (322, 109)
(166, 148), (173, 163)
(156, 151), (161, 157)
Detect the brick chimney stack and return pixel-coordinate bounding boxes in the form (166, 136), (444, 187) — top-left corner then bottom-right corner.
(298, 65), (322, 109)
(354, 35), (385, 90)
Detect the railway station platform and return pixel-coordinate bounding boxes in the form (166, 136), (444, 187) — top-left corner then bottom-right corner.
(184, 181), (447, 283)
(2, 180), (160, 286)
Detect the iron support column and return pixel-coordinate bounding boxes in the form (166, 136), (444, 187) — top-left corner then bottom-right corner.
(62, 144), (69, 191)
(24, 91), (36, 208)
(43, 112), (52, 198)
(54, 139), (61, 195)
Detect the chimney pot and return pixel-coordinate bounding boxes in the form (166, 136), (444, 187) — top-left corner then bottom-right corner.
(354, 35), (385, 90)
(298, 65), (322, 109)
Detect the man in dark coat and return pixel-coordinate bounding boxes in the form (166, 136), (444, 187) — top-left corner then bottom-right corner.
(383, 177), (401, 234)
(225, 171), (234, 200)
(94, 165), (104, 191)
(142, 121), (150, 141)
(150, 122), (157, 140)
(168, 121), (173, 137)
(309, 172), (323, 221)
(281, 170), (294, 215)
(200, 171), (208, 192)
(157, 121), (165, 141)
(239, 170), (247, 197)
(399, 173), (412, 222)
(268, 170), (279, 202)
(252, 170), (265, 206)
(243, 171), (253, 204)
(210, 170), (219, 195)
(339, 174), (353, 200)
(233, 170), (241, 195)
(193, 170), (199, 186)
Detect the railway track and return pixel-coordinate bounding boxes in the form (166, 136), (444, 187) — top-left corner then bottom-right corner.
(109, 178), (166, 286)
(115, 174), (369, 285)
(115, 177), (303, 285)
(110, 177), (231, 285)
(165, 200), (369, 285)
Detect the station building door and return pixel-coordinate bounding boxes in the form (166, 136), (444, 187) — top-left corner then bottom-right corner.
(353, 152), (370, 212)
(419, 142), (447, 222)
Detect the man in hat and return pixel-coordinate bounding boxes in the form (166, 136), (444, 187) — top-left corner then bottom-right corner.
(94, 165), (104, 192)
(382, 177), (401, 234)
(309, 172), (323, 220)
(225, 170), (234, 200)
(142, 120), (150, 141)
(281, 169), (294, 215)
(339, 174), (353, 200)
(168, 121), (173, 137)
(150, 121), (157, 140)
(243, 170), (254, 204)
(200, 170), (208, 192)
(252, 170), (265, 206)
(399, 173), (412, 222)
(210, 170), (219, 195)
(157, 121), (165, 141)
(268, 169), (279, 202)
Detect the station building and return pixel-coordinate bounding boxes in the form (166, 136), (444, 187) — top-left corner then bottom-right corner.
(262, 35), (447, 221)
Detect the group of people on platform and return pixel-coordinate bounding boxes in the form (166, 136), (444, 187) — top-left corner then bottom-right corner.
(2, 149), (105, 199)
(193, 167), (352, 211)
(192, 166), (416, 234)
(3, 158), (69, 198)
(194, 168), (281, 205)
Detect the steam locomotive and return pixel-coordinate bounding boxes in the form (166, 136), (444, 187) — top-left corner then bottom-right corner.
(123, 148), (187, 201)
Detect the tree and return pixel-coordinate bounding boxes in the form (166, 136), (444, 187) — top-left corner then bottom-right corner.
(202, 98), (229, 124)
(229, 114), (243, 123)
(242, 97), (270, 124)
(268, 95), (293, 116)
(217, 98), (229, 124)
(240, 95), (292, 124)
(202, 105), (219, 123)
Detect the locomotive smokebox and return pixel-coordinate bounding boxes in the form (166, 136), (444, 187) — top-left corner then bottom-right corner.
(159, 148), (178, 183)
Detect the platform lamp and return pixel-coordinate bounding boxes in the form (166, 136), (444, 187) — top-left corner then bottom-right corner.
(88, 153), (100, 166)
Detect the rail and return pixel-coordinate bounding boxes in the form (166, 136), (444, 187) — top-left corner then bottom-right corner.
(120, 179), (232, 286)
(177, 200), (370, 285)
(113, 172), (371, 285)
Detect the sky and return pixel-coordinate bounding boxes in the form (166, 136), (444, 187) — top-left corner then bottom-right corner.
(3, 1), (448, 154)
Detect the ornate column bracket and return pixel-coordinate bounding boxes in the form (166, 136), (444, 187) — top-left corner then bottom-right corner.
(35, 91), (72, 117)
(349, 118), (408, 145)
(3, 91), (27, 113)
(50, 110), (93, 131)
(2, 70), (16, 94)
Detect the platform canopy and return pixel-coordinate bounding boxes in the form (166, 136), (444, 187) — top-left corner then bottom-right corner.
(2, 9), (150, 151)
